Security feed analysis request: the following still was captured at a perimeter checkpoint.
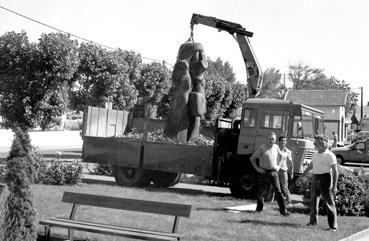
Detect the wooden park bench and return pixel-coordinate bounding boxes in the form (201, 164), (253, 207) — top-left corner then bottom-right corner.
(39, 192), (192, 241)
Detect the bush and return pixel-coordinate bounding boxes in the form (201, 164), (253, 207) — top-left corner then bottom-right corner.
(88, 164), (113, 176)
(40, 160), (83, 185)
(299, 166), (369, 217)
(3, 157), (37, 241)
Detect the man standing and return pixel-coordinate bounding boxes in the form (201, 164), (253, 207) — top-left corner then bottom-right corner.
(278, 135), (294, 204)
(332, 131), (338, 148)
(250, 132), (290, 216)
(297, 135), (338, 231)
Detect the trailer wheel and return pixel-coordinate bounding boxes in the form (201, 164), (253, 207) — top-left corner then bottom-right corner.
(229, 174), (258, 199)
(148, 171), (181, 187)
(112, 166), (150, 187)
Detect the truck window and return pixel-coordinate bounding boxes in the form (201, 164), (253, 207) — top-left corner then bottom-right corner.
(260, 110), (283, 130)
(243, 109), (256, 127)
(293, 115), (303, 138)
(302, 110), (314, 139)
(355, 142), (365, 151)
(314, 115), (324, 136)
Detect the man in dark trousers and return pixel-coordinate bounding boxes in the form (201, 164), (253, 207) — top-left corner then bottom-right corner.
(297, 135), (338, 231)
(250, 132), (290, 216)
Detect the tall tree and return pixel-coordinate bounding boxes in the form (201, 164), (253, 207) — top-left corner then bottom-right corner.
(206, 57), (236, 83)
(288, 62), (358, 113)
(134, 62), (171, 118)
(261, 67), (285, 98)
(70, 44), (139, 111)
(0, 31), (78, 130)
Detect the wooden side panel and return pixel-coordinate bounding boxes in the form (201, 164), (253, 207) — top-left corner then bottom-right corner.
(62, 192), (192, 217)
(96, 108), (107, 137)
(83, 106), (129, 137)
(143, 143), (213, 176)
(82, 136), (142, 167)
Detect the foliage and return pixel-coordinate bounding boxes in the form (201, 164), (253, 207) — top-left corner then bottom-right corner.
(206, 57), (236, 83)
(224, 82), (247, 119)
(204, 75), (226, 126)
(288, 61), (358, 113)
(88, 164), (113, 176)
(41, 160), (83, 185)
(120, 128), (214, 146)
(71, 44), (139, 112)
(133, 62), (171, 118)
(3, 157), (37, 241)
(0, 31), (78, 130)
(261, 68), (285, 98)
(298, 166), (369, 217)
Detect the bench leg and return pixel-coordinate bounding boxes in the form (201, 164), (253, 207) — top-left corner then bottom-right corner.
(44, 226), (50, 241)
(68, 229), (74, 241)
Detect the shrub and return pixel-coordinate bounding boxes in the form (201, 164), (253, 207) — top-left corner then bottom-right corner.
(89, 164), (113, 176)
(41, 160), (83, 185)
(3, 157), (37, 241)
(299, 166), (369, 216)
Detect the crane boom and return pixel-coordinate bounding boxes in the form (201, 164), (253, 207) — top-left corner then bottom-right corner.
(190, 13), (263, 98)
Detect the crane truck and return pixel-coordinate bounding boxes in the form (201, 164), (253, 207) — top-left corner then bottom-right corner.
(81, 14), (325, 198)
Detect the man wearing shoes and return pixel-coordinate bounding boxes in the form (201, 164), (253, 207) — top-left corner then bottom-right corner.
(250, 132), (290, 216)
(297, 135), (338, 231)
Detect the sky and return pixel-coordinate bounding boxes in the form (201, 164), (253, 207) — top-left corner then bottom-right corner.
(1, 0), (368, 104)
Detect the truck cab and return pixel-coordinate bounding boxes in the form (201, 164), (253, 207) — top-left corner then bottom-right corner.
(215, 98), (325, 197)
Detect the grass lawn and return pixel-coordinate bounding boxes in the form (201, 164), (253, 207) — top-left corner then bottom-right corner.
(32, 182), (369, 241)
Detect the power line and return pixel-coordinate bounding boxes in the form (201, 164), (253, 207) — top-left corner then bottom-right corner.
(0, 4), (173, 66)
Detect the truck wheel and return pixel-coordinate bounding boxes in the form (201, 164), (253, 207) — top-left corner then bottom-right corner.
(229, 175), (258, 199)
(148, 171), (181, 187)
(112, 166), (150, 187)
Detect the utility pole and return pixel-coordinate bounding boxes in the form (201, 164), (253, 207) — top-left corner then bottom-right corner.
(361, 86), (363, 121)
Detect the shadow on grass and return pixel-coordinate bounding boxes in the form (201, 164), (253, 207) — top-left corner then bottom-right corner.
(230, 218), (305, 228)
(144, 186), (233, 197)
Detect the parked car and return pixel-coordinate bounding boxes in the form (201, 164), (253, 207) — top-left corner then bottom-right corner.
(352, 131), (369, 143)
(331, 138), (369, 165)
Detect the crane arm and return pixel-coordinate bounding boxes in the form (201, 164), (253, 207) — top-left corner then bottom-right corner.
(190, 13), (263, 98)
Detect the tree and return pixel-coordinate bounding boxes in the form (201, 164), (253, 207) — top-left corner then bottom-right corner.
(71, 44), (139, 111)
(206, 57), (236, 83)
(0, 31), (79, 130)
(35, 33), (79, 130)
(133, 62), (171, 118)
(261, 67), (285, 98)
(224, 82), (247, 118)
(288, 62), (358, 113)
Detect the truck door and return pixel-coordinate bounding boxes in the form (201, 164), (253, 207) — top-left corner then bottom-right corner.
(349, 141), (366, 162)
(237, 108), (257, 154)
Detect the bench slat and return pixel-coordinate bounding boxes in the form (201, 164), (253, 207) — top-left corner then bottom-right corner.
(40, 219), (179, 241)
(62, 192), (191, 217)
(49, 218), (180, 238)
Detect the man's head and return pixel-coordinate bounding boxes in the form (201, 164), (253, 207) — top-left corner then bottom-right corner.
(278, 135), (287, 147)
(267, 132), (277, 146)
(314, 134), (329, 152)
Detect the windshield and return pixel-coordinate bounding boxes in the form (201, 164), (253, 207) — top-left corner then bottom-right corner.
(292, 109), (323, 139)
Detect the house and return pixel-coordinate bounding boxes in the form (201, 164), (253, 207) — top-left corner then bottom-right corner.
(284, 90), (349, 142)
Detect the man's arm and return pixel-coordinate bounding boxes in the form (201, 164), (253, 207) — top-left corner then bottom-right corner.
(331, 163), (338, 194)
(287, 151), (294, 178)
(250, 148), (265, 174)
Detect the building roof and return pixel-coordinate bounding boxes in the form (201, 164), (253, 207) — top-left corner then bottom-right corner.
(284, 90), (349, 106)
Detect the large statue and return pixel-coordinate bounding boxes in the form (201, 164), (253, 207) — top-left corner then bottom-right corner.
(165, 41), (208, 141)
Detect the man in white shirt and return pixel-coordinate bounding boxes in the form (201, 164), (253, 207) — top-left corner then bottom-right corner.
(297, 135), (338, 231)
(277, 135), (294, 204)
(250, 132), (289, 216)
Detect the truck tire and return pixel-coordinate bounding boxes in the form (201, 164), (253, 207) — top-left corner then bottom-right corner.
(112, 166), (150, 187)
(148, 171), (181, 187)
(229, 174), (258, 199)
